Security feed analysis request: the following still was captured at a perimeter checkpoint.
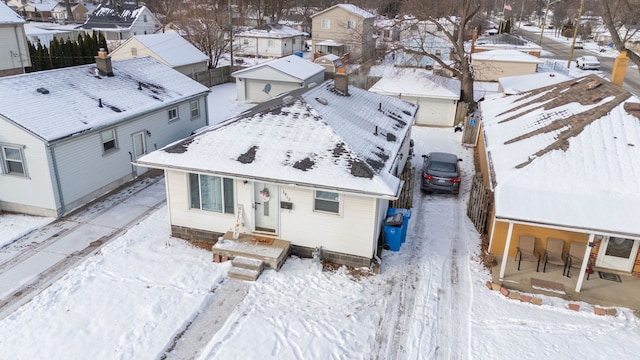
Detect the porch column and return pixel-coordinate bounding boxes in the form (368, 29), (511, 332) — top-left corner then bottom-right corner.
(575, 233), (595, 292)
(499, 221), (514, 280)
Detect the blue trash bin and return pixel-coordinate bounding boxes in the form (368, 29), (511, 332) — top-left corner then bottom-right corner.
(387, 208), (411, 243)
(295, 51), (304, 57)
(383, 214), (403, 251)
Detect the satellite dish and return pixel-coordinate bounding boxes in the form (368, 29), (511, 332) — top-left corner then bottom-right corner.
(263, 83), (272, 94)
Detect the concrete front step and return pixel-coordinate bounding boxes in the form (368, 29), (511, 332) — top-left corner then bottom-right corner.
(228, 266), (263, 281)
(232, 256), (265, 272)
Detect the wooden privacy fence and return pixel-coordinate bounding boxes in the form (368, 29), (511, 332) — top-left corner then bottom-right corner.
(190, 66), (232, 87)
(466, 173), (492, 234)
(461, 112), (480, 146)
(390, 164), (415, 209)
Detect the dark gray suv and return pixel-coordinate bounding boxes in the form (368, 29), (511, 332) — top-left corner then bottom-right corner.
(420, 152), (462, 194)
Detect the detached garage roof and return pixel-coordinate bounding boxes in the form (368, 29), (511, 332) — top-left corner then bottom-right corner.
(472, 49), (543, 63)
(231, 55), (324, 81)
(369, 71), (460, 100)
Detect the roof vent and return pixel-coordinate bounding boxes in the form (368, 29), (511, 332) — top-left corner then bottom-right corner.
(308, 82), (317, 88)
(36, 87), (49, 94)
(98, 98), (103, 108)
(316, 97), (328, 105)
(138, 82), (142, 90)
(282, 95), (294, 104)
(586, 81), (602, 90)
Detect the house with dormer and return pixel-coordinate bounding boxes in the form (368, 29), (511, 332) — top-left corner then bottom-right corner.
(134, 74), (418, 269)
(0, 54), (209, 217)
(80, 3), (161, 42)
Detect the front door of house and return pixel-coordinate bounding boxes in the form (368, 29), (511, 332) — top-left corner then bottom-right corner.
(596, 237), (640, 272)
(254, 182), (278, 234)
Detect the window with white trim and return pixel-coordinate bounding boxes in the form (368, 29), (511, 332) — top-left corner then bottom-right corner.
(314, 190), (340, 213)
(347, 20), (356, 29)
(131, 47), (137, 56)
(243, 38), (249, 45)
(189, 173), (235, 214)
(321, 19), (330, 29)
(268, 39), (274, 47)
(1, 144), (27, 176)
(168, 107), (179, 122)
(100, 129), (117, 153)
(190, 100), (200, 119)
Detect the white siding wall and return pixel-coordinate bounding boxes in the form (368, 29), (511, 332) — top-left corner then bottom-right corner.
(129, 9), (160, 37)
(53, 96), (208, 214)
(109, 39), (171, 66)
(245, 78), (301, 102)
(416, 97), (456, 127)
(0, 24), (31, 71)
(0, 118), (57, 216)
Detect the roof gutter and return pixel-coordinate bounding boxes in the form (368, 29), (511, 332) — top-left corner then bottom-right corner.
(133, 161), (400, 200)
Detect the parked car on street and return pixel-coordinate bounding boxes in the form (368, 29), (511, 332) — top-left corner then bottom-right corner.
(420, 152), (462, 195)
(574, 40), (584, 49)
(576, 55), (600, 70)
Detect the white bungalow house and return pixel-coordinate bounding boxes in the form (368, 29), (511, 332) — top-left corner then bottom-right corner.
(234, 23), (307, 58)
(109, 31), (209, 77)
(79, 4), (161, 42)
(231, 55), (325, 103)
(0, 2), (31, 77)
(0, 55), (210, 217)
(471, 49), (544, 82)
(369, 70), (460, 127)
(134, 75), (418, 268)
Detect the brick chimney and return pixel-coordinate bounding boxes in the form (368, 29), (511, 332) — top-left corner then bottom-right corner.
(470, 28), (478, 54)
(611, 50), (629, 87)
(94, 48), (114, 76)
(334, 67), (348, 95)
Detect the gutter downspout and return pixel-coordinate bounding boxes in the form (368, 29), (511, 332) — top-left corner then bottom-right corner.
(13, 25), (26, 73)
(575, 233), (595, 292)
(49, 143), (65, 216)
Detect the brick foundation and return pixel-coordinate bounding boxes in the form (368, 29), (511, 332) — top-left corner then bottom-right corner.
(289, 245), (371, 268)
(171, 225), (224, 250)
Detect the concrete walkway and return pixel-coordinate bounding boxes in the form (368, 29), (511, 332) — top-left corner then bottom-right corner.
(0, 172), (166, 319)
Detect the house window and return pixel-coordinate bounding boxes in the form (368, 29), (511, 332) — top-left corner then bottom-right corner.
(168, 107), (178, 122)
(100, 129), (117, 153)
(190, 100), (200, 119)
(189, 173), (234, 214)
(292, 38), (296, 44)
(321, 19), (330, 29)
(435, 49), (442, 56)
(243, 39), (249, 45)
(1, 144), (27, 176)
(347, 20), (356, 29)
(131, 47), (137, 56)
(314, 190), (340, 213)
(143, 14), (147, 23)
(268, 39), (274, 47)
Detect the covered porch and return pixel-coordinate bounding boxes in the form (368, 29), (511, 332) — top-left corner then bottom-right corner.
(492, 255), (640, 312)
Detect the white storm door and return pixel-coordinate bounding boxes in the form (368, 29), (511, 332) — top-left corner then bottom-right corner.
(254, 182), (278, 234)
(132, 131), (147, 176)
(596, 237), (640, 272)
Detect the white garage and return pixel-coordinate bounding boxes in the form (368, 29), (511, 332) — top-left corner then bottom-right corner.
(232, 55), (325, 103)
(369, 72), (460, 127)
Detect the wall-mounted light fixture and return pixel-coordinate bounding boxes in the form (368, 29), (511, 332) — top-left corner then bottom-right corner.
(146, 130), (151, 137)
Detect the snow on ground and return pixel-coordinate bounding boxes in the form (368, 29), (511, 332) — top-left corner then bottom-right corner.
(0, 214), (53, 249)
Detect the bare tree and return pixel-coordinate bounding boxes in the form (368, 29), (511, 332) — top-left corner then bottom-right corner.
(599, 0), (640, 76)
(397, 0), (483, 110)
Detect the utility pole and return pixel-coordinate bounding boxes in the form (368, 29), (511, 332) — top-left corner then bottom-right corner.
(567, 0), (585, 68)
(539, 0), (562, 46)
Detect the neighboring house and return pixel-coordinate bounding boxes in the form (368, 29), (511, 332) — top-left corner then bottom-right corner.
(310, 4), (376, 62)
(109, 31), (209, 77)
(51, 2), (88, 24)
(231, 55), (325, 103)
(0, 2), (31, 77)
(369, 70), (460, 127)
(23, 21), (78, 47)
(394, 35), (452, 69)
(234, 23), (307, 58)
(472, 49), (543, 82)
(374, 17), (400, 49)
(476, 75), (640, 289)
(497, 72), (571, 94)
(80, 4), (161, 41)
(0, 55), (210, 217)
(473, 33), (542, 57)
(19, 1), (57, 22)
(134, 75), (418, 268)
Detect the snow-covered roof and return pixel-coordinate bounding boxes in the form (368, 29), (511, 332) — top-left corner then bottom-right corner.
(475, 33), (542, 50)
(26, 1), (57, 12)
(472, 49), (544, 63)
(311, 4), (375, 19)
(235, 23), (307, 39)
(480, 74), (640, 236)
(369, 71), (460, 100)
(0, 57), (209, 143)
(81, 4), (148, 29)
(231, 55), (324, 81)
(498, 72), (571, 94)
(136, 80), (418, 197)
(119, 32), (209, 67)
(0, 1), (25, 24)
(315, 54), (340, 62)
